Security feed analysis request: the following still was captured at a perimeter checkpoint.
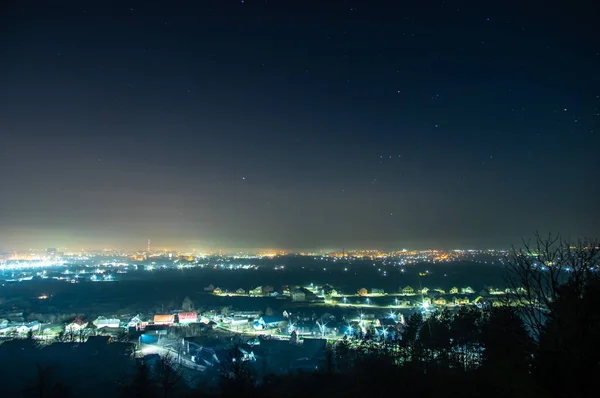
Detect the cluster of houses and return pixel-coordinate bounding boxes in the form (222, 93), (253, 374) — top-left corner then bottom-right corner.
(0, 318), (41, 336)
(398, 286), (477, 296)
(206, 282), (516, 306)
(180, 334), (328, 375)
(206, 283), (331, 303)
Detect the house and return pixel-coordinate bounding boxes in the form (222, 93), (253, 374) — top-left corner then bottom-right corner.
(461, 287), (475, 294)
(433, 297), (447, 306)
(213, 287), (222, 295)
(292, 290), (306, 302)
(203, 284), (215, 292)
(232, 311), (261, 319)
(66, 318), (88, 332)
(230, 317), (248, 326)
(153, 314), (175, 326)
(93, 317), (121, 329)
(192, 347), (222, 367)
(262, 286), (274, 294)
(178, 312), (198, 324)
(401, 286), (415, 295)
(238, 346), (256, 362)
(235, 288), (246, 295)
(0, 324), (15, 335)
(450, 287), (459, 294)
(371, 288), (385, 295)
(322, 285), (335, 296)
(9, 321), (41, 334)
(27, 321), (41, 332)
(458, 297), (470, 305)
(15, 324), (31, 334)
(127, 315), (148, 330)
(256, 315), (286, 330)
(358, 288), (368, 296)
(422, 297), (432, 307)
(249, 286), (263, 296)
(420, 287), (429, 295)
(434, 288), (446, 294)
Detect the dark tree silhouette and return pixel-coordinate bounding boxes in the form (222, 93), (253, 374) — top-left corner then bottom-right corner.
(505, 234), (598, 337)
(505, 234), (600, 398)
(450, 306), (482, 370)
(120, 362), (155, 398)
(22, 365), (72, 398)
(219, 344), (255, 396)
(156, 352), (183, 398)
(480, 306), (534, 397)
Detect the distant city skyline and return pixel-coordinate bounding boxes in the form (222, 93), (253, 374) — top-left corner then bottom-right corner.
(0, 239), (535, 255)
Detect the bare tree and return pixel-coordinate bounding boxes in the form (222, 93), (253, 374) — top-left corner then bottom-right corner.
(505, 233), (600, 398)
(181, 296), (193, 312)
(114, 328), (130, 343)
(66, 329), (76, 343)
(55, 331), (66, 343)
(156, 352), (183, 398)
(219, 344), (255, 394)
(504, 233), (599, 339)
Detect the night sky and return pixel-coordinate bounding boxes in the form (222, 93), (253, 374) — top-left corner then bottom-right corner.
(1, 0), (599, 251)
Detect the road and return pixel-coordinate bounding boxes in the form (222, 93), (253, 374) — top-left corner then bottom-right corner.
(140, 343), (207, 372)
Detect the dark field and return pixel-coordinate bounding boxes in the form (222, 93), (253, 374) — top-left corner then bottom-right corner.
(0, 261), (506, 318)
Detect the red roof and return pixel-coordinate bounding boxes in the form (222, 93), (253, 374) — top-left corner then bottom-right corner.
(178, 312), (198, 323)
(153, 314), (175, 325)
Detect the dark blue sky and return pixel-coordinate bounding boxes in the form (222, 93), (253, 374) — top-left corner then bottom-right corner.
(1, 0), (599, 251)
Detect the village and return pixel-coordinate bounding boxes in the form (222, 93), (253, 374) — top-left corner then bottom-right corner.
(0, 277), (527, 398)
(208, 282), (513, 308)
(0, 281), (518, 341)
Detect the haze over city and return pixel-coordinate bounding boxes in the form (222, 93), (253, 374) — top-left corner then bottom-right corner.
(1, 1), (598, 252)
